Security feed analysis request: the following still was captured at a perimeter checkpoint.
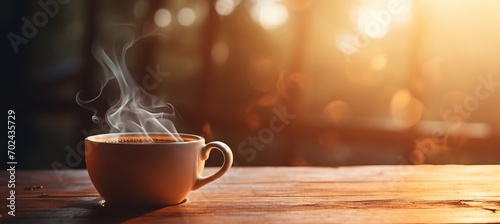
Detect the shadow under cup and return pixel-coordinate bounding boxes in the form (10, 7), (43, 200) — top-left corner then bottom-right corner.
(85, 133), (233, 207)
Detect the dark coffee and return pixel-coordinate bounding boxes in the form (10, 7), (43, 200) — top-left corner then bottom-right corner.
(105, 138), (179, 144)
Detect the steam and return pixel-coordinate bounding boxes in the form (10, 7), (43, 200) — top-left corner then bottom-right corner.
(77, 27), (181, 141)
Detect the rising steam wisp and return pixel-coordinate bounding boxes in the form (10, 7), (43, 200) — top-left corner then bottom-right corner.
(77, 28), (181, 142)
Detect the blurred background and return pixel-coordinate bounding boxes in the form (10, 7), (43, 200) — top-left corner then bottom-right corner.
(2, 0), (499, 169)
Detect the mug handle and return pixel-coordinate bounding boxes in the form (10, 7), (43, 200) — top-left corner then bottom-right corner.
(192, 141), (233, 190)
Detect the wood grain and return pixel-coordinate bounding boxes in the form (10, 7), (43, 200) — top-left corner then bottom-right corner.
(1, 165), (500, 223)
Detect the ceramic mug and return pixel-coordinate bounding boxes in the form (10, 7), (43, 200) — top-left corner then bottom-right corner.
(85, 133), (233, 207)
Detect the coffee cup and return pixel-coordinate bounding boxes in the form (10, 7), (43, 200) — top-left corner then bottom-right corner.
(85, 132), (233, 207)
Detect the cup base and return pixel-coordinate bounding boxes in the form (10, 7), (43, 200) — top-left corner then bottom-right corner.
(98, 198), (188, 208)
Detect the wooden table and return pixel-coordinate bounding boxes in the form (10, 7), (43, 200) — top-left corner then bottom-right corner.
(2, 165), (500, 223)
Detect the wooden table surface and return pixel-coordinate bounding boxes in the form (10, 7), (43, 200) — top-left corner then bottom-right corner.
(1, 165), (500, 223)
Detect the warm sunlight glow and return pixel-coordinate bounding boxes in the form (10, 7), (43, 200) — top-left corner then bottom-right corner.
(336, 33), (370, 56)
(251, 0), (289, 30)
(344, 46), (388, 86)
(354, 0), (413, 39)
(283, 0), (313, 11)
(371, 53), (387, 71)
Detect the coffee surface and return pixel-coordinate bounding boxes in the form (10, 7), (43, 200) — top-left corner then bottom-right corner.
(105, 138), (178, 144)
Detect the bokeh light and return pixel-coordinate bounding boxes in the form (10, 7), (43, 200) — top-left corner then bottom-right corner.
(323, 100), (350, 124)
(390, 89), (424, 129)
(215, 0), (241, 16)
(154, 8), (172, 28)
(353, 0), (413, 39)
(250, 0), (289, 30)
(178, 7), (196, 26)
(391, 88), (411, 111)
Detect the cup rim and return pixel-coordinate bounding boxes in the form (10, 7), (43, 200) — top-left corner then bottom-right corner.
(85, 132), (203, 145)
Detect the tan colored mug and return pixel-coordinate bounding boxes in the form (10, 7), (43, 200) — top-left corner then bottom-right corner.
(85, 133), (233, 207)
